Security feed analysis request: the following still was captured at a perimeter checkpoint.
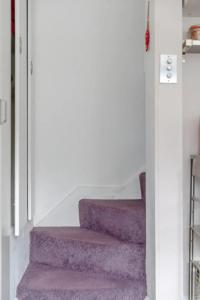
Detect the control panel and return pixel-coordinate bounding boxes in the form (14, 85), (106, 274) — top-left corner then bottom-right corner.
(160, 54), (177, 84)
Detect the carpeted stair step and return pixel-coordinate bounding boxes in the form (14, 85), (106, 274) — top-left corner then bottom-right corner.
(79, 200), (145, 244)
(17, 263), (146, 300)
(30, 227), (145, 281)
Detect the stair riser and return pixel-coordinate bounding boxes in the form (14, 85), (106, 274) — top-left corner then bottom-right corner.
(79, 202), (145, 244)
(30, 232), (145, 281)
(17, 263), (146, 300)
(18, 284), (146, 300)
(18, 290), (146, 300)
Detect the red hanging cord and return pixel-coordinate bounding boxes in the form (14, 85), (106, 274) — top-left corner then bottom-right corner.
(145, 1), (150, 52)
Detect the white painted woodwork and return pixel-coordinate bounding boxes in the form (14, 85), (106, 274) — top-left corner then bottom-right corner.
(28, 0), (33, 221)
(145, 0), (183, 299)
(0, 0), (12, 297)
(15, 0), (28, 236)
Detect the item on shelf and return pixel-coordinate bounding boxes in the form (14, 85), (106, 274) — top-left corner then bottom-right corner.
(190, 25), (200, 41)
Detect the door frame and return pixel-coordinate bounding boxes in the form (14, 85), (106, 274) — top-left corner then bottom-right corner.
(27, 0), (32, 222)
(0, 0), (12, 297)
(14, 0), (32, 236)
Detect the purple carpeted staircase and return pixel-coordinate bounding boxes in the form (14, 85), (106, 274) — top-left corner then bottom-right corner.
(17, 173), (146, 300)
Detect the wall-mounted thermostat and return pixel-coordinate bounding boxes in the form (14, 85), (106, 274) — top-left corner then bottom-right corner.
(160, 54), (177, 84)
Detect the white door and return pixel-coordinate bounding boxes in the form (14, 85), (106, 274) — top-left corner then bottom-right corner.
(0, 0), (12, 297)
(15, 0), (28, 236)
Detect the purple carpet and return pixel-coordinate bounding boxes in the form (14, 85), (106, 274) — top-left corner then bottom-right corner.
(79, 199), (145, 244)
(17, 173), (146, 300)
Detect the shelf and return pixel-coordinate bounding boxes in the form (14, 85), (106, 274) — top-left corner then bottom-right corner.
(191, 155), (200, 159)
(192, 261), (200, 299)
(190, 156), (200, 300)
(183, 39), (200, 54)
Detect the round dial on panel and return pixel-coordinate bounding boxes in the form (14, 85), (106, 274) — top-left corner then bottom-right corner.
(167, 65), (172, 71)
(167, 73), (172, 79)
(167, 57), (173, 64)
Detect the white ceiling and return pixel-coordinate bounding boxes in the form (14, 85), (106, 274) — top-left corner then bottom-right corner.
(183, 0), (200, 17)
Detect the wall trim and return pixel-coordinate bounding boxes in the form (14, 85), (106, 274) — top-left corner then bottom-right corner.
(10, 222), (32, 300)
(34, 167), (145, 227)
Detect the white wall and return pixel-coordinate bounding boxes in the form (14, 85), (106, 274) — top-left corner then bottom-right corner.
(145, 0), (183, 299)
(31, 0), (145, 225)
(183, 17), (200, 300)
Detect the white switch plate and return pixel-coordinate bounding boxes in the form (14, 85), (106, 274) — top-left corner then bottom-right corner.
(160, 54), (177, 84)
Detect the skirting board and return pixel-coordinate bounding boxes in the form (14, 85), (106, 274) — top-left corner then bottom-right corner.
(10, 223), (32, 300)
(34, 168), (145, 227)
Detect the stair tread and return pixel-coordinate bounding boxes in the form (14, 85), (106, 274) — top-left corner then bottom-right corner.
(31, 226), (145, 281)
(32, 226), (132, 246)
(17, 263), (146, 299)
(79, 199), (145, 244)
